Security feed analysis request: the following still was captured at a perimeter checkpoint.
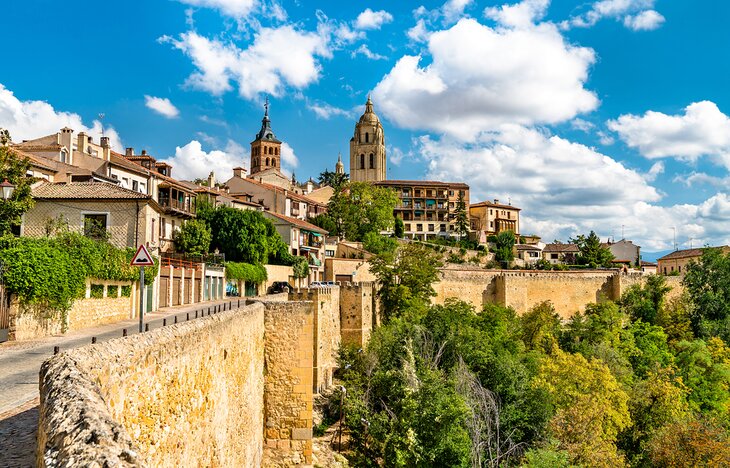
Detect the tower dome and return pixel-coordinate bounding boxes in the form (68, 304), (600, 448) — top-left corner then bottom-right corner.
(358, 95), (380, 125)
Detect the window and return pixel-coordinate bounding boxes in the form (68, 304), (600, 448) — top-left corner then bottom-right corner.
(490, 209), (493, 215)
(440, 224), (446, 232)
(428, 224), (435, 232)
(449, 202), (455, 208)
(160, 218), (165, 239)
(172, 220), (176, 234)
(60, 150), (67, 163)
(490, 221), (494, 228)
(272, 159), (276, 167)
(416, 224), (423, 232)
(326, 249), (335, 257)
(671, 266), (674, 272)
(122, 177), (129, 187)
(275, 147), (279, 155)
(678, 265), (681, 273)
(360, 154), (365, 169)
(551, 253), (559, 260)
(449, 190), (454, 196)
(365, 132), (369, 143)
(529, 252), (538, 258)
(140, 183), (146, 193)
(369, 153), (374, 169)
(132, 180), (139, 191)
(266, 157), (270, 166)
(404, 224), (411, 231)
(83, 214), (107, 240)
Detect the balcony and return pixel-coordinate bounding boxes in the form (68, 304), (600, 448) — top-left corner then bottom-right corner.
(159, 197), (195, 217)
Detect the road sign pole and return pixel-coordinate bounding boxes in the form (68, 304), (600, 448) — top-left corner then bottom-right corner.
(139, 266), (144, 333)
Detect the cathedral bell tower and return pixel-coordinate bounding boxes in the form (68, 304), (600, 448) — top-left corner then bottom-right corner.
(350, 95), (386, 182)
(250, 97), (282, 175)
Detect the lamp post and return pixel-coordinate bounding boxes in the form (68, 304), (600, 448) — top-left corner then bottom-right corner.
(0, 179), (15, 200)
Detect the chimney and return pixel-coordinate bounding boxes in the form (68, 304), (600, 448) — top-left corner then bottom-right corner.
(141, 150), (147, 156)
(207, 171), (216, 188)
(494, 199), (499, 204)
(66, 172), (73, 184)
(100, 136), (111, 161)
(100, 136), (110, 148)
(125, 147), (134, 157)
(77, 132), (89, 155)
(232, 167), (247, 179)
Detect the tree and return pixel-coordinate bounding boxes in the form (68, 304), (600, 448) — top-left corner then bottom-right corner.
(318, 169), (349, 191)
(572, 231), (614, 268)
(619, 275), (672, 324)
(648, 416), (730, 467)
(683, 247), (730, 340)
(327, 181), (397, 241)
(673, 339), (730, 415)
(521, 301), (562, 353)
(291, 256), (309, 286)
(204, 206), (289, 264)
(0, 143), (34, 236)
(394, 216), (405, 238)
(173, 219), (212, 255)
(370, 242), (442, 320)
(362, 231), (398, 255)
(534, 349), (632, 467)
(455, 191), (469, 240)
(494, 231), (515, 265)
(308, 213), (337, 235)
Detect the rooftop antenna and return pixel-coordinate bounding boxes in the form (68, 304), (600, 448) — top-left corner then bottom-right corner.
(672, 227), (677, 251)
(98, 113), (105, 136)
(621, 224), (625, 240)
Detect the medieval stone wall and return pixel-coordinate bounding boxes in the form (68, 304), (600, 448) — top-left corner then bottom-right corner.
(37, 303), (266, 467)
(340, 282), (374, 348)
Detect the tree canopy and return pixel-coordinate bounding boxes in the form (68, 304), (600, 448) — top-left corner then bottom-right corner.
(0, 142), (35, 236)
(326, 181), (397, 241)
(173, 219), (212, 255)
(572, 231), (614, 267)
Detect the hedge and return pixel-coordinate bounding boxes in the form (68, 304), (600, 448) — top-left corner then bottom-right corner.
(0, 233), (158, 312)
(225, 262), (268, 283)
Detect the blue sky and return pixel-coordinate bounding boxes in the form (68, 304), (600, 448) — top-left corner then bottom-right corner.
(2, 0), (730, 251)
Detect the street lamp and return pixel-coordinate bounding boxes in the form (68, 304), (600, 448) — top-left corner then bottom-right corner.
(0, 179), (15, 201)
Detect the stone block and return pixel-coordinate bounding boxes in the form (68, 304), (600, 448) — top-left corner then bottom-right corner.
(291, 428), (312, 440)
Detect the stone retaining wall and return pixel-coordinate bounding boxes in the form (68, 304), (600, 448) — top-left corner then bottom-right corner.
(37, 303), (266, 467)
(340, 282), (374, 347)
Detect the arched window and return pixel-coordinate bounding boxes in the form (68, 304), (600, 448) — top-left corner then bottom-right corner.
(269, 147), (274, 155)
(266, 157), (270, 166)
(369, 153), (374, 169)
(272, 159), (276, 167)
(365, 132), (369, 143)
(275, 147), (279, 155)
(360, 154), (365, 169)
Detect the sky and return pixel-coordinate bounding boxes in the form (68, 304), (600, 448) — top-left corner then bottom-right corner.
(2, 0), (730, 252)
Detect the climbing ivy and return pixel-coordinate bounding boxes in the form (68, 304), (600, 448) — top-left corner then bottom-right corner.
(225, 262), (268, 284)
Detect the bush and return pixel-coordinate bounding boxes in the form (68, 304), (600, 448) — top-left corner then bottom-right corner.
(225, 262), (268, 283)
(121, 285), (132, 297)
(107, 285), (118, 297)
(90, 284), (104, 299)
(447, 253), (465, 264)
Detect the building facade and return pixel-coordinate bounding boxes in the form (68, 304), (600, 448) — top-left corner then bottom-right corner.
(350, 96), (386, 183)
(470, 199), (521, 236)
(657, 246), (729, 275)
(374, 180), (470, 240)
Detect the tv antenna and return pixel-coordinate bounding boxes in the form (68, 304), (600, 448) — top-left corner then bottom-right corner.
(98, 113), (105, 136)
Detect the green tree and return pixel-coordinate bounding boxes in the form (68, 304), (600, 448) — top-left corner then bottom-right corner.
(370, 242), (442, 320)
(394, 216), (405, 238)
(572, 231), (614, 268)
(494, 230), (515, 265)
(308, 213), (337, 235)
(318, 169), (349, 191)
(0, 143), (35, 235)
(673, 339), (730, 415)
(454, 191), (469, 240)
(619, 275), (672, 324)
(205, 206), (288, 264)
(683, 247), (730, 340)
(291, 256), (309, 285)
(521, 301), (562, 353)
(173, 219), (212, 255)
(362, 231), (398, 255)
(327, 181), (397, 241)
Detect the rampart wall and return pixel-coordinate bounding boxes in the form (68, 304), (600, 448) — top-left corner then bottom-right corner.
(340, 282), (374, 348)
(37, 303), (266, 467)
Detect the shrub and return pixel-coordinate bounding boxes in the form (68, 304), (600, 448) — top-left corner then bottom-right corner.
(121, 285), (132, 297)
(225, 262), (268, 283)
(90, 284), (104, 299)
(107, 285), (118, 297)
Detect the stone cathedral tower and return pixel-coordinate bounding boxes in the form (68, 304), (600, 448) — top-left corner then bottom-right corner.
(350, 95), (386, 182)
(250, 98), (281, 175)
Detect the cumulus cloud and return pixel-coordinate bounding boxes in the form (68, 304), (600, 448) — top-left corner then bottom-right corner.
(160, 139), (245, 181)
(442, 0), (474, 24)
(279, 142), (298, 170)
(355, 9), (393, 30)
(484, 0), (549, 28)
(608, 101), (730, 167)
(0, 83), (123, 151)
(373, 17), (598, 139)
(564, 0), (665, 31)
(175, 0), (257, 18)
(162, 26), (330, 99)
(307, 101), (354, 120)
(144, 96), (180, 118)
(417, 125), (729, 249)
(352, 44), (387, 61)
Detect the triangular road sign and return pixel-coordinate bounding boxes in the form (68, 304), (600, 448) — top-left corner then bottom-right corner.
(130, 244), (155, 266)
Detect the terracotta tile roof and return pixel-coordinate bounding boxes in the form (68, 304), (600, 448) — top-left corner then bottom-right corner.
(516, 244), (542, 251)
(231, 176), (325, 206)
(32, 182), (150, 200)
(10, 148), (58, 171)
(543, 243), (580, 253)
(375, 179), (470, 189)
(470, 200), (521, 210)
(263, 211), (328, 234)
(656, 247), (730, 261)
(109, 151), (151, 175)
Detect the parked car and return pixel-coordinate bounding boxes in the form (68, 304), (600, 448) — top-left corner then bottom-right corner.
(310, 281), (324, 288)
(268, 281), (294, 294)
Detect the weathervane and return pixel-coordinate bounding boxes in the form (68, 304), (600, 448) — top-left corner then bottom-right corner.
(98, 113), (105, 136)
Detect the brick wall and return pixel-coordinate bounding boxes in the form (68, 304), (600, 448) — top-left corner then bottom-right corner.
(262, 300), (315, 465)
(339, 282), (374, 347)
(37, 303), (266, 467)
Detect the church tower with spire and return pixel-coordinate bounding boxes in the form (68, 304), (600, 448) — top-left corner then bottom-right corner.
(350, 95), (386, 182)
(250, 97), (281, 175)
(335, 152), (345, 175)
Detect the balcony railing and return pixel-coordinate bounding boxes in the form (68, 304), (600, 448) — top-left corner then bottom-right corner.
(159, 198), (196, 215)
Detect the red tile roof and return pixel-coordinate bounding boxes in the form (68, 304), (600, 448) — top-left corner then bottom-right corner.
(263, 211), (328, 234)
(32, 182), (150, 200)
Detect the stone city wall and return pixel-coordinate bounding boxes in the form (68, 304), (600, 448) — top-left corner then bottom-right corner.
(37, 303), (266, 467)
(436, 269), (685, 319)
(289, 287), (341, 393)
(9, 280), (135, 341)
(262, 301), (315, 466)
(339, 282), (374, 348)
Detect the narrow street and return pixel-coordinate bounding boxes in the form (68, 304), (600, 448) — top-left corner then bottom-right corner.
(0, 297), (245, 467)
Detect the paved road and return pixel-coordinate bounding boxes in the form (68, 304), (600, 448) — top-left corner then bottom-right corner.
(0, 297), (246, 467)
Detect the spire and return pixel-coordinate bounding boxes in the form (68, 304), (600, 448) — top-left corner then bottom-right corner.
(365, 94), (373, 113)
(335, 151), (345, 174)
(264, 96), (269, 119)
(255, 96), (279, 141)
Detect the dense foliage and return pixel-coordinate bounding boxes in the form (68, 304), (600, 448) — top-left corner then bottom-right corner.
(0, 143), (35, 235)
(225, 262), (268, 283)
(324, 182), (397, 241)
(454, 192), (469, 240)
(0, 233), (158, 312)
(494, 230), (516, 264)
(173, 219), (212, 255)
(338, 248), (730, 467)
(318, 169), (349, 191)
(683, 247), (730, 341)
(572, 231), (614, 268)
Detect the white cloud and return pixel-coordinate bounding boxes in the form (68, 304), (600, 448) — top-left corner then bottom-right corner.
(645, 161), (664, 182)
(280, 142), (298, 169)
(417, 125), (730, 249)
(623, 10), (665, 31)
(175, 0), (257, 18)
(608, 101), (730, 167)
(442, 0), (474, 24)
(163, 25), (330, 99)
(674, 172), (730, 188)
(0, 83), (123, 151)
(144, 96), (180, 118)
(307, 101), (354, 120)
(407, 19), (431, 43)
(373, 18), (598, 139)
(160, 139), (247, 181)
(571, 118), (595, 132)
(484, 0), (549, 28)
(355, 9), (394, 30)
(564, 0), (665, 31)
(352, 44), (387, 61)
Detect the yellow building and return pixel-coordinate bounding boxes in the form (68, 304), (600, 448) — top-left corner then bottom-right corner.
(470, 199), (520, 236)
(657, 246), (729, 275)
(349, 96), (386, 183)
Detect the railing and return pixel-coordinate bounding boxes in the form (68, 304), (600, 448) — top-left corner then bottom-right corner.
(159, 198), (196, 215)
(160, 252), (225, 269)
